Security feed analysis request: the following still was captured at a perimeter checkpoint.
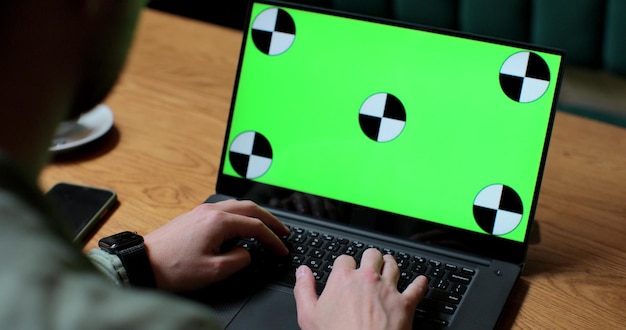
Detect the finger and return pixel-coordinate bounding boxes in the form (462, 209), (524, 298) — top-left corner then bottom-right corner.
(225, 214), (289, 255)
(332, 254), (357, 270)
(381, 254), (400, 283)
(359, 248), (384, 271)
(226, 200), (289, 236)
(293, 265), (318, 328)
(402, 275), (429, 307)
(216, 200), (290, 236)
(325, 254), (357, 283)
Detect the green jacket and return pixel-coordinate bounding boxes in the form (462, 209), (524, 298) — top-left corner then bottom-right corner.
(0, 153), (220, 329)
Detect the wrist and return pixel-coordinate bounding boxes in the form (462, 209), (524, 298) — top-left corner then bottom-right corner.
(98, 231), (157, 288)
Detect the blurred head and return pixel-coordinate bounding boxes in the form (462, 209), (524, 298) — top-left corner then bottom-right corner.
(0, 0), (146, 118)
(0, 0), (147, 175)
(70, 0), (148, 119)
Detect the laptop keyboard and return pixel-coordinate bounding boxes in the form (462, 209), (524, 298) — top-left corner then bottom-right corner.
(238, 224), (476, 327)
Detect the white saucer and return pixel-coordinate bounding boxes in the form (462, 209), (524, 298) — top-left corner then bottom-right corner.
(50, 104), (114, 153)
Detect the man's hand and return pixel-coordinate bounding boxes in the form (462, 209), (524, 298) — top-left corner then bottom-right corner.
(144, 200), (290, 291)
(294, 248), (428, 330)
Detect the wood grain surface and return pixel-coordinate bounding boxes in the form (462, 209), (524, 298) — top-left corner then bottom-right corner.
(40, 9), (626, 329)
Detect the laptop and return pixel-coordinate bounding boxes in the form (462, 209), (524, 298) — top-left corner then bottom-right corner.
(195, 1), (564, 328)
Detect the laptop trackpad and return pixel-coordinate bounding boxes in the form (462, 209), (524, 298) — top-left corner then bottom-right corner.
(227, 286), (299, 329)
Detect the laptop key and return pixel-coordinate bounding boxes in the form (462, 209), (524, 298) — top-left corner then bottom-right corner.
(311, 270), (325, 281)
(428, 267), (445, 278)
(366, 244), (379, 250)
(430, 289), (462, 304)
(461, 267), (476, 276)
(311, 249), (326, 259)
(307, 258), (323, 269)
(344, 246), (358, 256)
(293, 233), (308, 244)
(449, 273), (472, 285)
(400, 271), (414, 281)
(430, 278), (450, 290)
(444, 263), (458, 271)
(308, 238), (325, 248)
(420, 298), (457, 315)
(450, 283), (467, 294)
(291, 254), (305, 265)
(397, 258), (410, 269)
(294, 245), (308, 254)
(413, 263), (427, 274)
(413, 256), (427, 264)
(429, 259), (442, 268)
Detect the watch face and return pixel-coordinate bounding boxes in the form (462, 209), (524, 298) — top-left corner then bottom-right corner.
(99, 231), (143, 250)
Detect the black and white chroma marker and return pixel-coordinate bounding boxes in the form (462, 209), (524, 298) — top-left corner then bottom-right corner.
(359, 93), (407, 142)
(473, 184), (524, 235)
(229, 131), (273, 179)
(499, 51), (551, 103)
(251, 7), (296, 56)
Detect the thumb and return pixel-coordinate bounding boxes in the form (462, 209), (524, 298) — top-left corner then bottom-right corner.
(293, 265), (318, 328)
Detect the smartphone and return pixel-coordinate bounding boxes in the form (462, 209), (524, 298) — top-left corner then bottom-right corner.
(45, 182), (117, 245)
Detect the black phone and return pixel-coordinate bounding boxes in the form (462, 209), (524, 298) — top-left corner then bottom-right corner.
(45, 182), (117, 245)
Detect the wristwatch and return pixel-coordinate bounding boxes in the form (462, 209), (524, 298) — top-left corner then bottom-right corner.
(98, 231), (156, 288)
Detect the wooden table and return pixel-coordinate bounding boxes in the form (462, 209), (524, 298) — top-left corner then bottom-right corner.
(40, 9), (626, 329)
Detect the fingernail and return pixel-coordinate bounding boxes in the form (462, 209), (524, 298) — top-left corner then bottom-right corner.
(295, 265), (306, 279)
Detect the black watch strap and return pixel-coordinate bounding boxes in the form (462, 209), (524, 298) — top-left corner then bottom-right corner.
(116, 242), (157, 288)
(99, 231), (157, 288)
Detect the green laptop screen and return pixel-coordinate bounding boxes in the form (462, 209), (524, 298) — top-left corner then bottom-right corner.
(222, 3), (562, 242)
